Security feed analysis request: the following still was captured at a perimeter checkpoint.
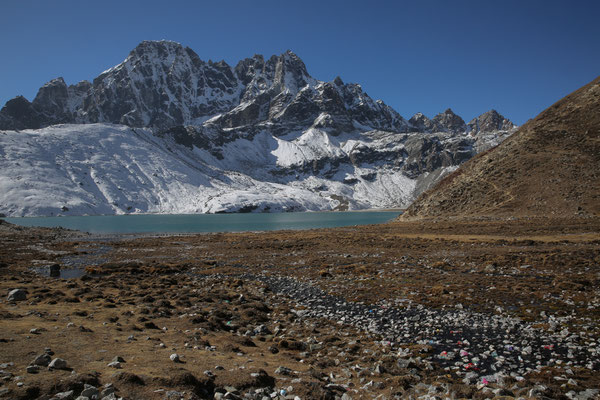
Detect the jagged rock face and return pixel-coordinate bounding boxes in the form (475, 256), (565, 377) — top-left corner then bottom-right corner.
(0, 96), (42, 130)
(234, 50), (312, 103)
(31, 77), (90, 126)
(0, 40), (521, 140)
(431, 108), (466, 133)
(409, 112), (435, 132)
(467, 109), (514, 134)
(2, 78), (100, 130)
(0, 40), (513, 139)
(401, 135), (473, 178)
(215, 51), (316, 129)
(0, 41), (413, 133)
(79, 41), (243, 128)
(408, 110), (467, 134)
(69, 80), (93, 100)
(339, 83), (409, 132)
(212, 52), (411, 134)
(31, 78), (69, 121)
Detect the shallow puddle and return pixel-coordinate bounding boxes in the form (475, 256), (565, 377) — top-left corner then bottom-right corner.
(32, 266), (86, 279)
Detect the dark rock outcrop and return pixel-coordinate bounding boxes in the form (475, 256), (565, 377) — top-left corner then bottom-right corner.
(0, 96), (43, 130)
(431, 108), (466, 133)
(467, 109), (515, 134)
(408, 112), (435, 133)
(408, 109), (468, 134)
(401, 135), (473, 178)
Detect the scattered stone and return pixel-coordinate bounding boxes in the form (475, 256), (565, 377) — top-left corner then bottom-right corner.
(100, 384), (115, 398)
(26, 365), (40, 374)
(274, 366), (292, 375)
(223, 386), (238, 393)
(170, 353), (181, 363)
(50, 264), (61, 277)
(483, 264), (496, 273)
(53, 390), (74, 400)
(144, 321), (160, 330)
(107, 361), (121, 369)
(165, 391), (185, 399)
(32, 353), (51, 367)
(397, 358), (414, 369)
(249, 369), (275, 388)
(253, 325), (270, 335)
(48, 358), (68, 370)
(80, 384), (99, 398)
(7, 289), (26, 302)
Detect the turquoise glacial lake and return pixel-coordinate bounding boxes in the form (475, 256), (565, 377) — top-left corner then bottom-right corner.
(5, 211), (401, 234)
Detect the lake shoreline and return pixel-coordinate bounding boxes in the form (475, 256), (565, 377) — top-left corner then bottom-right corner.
(4, 211), (401, 234)
(2, 207), (405, 219)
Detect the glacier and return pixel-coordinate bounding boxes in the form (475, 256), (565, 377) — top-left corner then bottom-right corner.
(0, 123), (513, 217)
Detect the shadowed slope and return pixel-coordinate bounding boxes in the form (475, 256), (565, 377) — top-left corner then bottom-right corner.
(403, 76), (600, 219)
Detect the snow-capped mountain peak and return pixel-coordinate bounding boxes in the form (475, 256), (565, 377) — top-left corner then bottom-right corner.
(0, 41), (518, 216)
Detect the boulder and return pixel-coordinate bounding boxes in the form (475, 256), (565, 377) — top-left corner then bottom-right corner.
(7, 289), (27, 301)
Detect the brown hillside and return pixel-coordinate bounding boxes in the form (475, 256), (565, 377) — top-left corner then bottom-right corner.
(403, 76), (600, 219)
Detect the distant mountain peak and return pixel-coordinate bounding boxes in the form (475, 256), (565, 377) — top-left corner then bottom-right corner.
(431, 109), (466, 134)
(408, 112), (434, 132)
(39, 77), (66, 87)
(0, 95), (39, 130)
(407, 109), (469, 134)
(468, 109), (515, 135)
(132, 39), (186, 52)
(333, 76), (344, 86)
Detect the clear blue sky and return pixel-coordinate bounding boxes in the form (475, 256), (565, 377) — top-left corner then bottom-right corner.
(1, 0), (598, 125)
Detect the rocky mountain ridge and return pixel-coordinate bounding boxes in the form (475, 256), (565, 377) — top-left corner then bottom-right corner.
(0, 41), (518, 216)
(1, 40), (512, 136)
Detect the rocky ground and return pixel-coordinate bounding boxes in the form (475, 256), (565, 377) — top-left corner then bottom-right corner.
(0, 216), (599, 400)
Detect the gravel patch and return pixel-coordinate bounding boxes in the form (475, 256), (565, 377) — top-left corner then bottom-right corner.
(247, 274), (599, 381)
